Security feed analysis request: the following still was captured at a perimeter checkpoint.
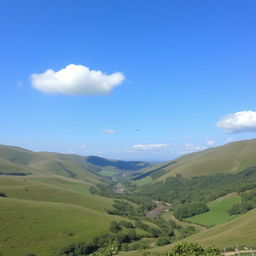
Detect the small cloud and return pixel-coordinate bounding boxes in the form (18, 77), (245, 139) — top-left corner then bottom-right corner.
(206, 140), (215, 146)
(30, 64), (125, 95)
(217, 111), (256, 133)
(101, 129), (116, 134)
(132, 144), (167, 150)
(80, 145), (87, 149)
(68, 150), (76, 154)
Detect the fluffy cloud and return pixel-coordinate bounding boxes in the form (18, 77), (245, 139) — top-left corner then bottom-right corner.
(206, 140), (215, 146)
(30, 64), (124, 95)
(132, 144), (167, 150)
(217, 111), (256, 133)
(101, 129), (116, 134)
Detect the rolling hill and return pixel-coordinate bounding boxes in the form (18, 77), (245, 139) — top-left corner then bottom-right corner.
(133, 139), (256, 182)
(0, 144), (151, 183)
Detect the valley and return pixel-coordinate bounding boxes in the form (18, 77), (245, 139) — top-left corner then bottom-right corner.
(1, 139), (256, 255)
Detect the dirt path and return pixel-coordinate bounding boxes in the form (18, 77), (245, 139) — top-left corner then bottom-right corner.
(224, 249), (255, 255)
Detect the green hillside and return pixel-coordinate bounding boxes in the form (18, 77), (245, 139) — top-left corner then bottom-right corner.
(0, 144), (151, 183)
(0, 175), (133, 256)
(121, 208), (256, 256)
(133, 139), (256, 182)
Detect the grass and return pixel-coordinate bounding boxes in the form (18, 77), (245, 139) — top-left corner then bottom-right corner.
(119, 208), (256, 256)
(135, 139), (256, 181)
(185, 193), (241, 227)
(133, 176), (153, 186)
(0, 175), (134, 256)
(99, 169), (116, 176)
(0, 197), (125, 256)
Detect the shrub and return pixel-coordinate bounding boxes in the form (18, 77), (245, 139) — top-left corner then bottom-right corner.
(173, 202), (209, 220)
(156, 237), (171, 246)
(0, 192), (6, 197)
(164, 242), (221, 256)
(109, 221), (122, 233)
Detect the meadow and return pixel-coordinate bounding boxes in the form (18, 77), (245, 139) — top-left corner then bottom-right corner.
(185, 193), (241, 227)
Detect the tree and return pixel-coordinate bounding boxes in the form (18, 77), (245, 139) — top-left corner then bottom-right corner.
(109, 221), (122, 233)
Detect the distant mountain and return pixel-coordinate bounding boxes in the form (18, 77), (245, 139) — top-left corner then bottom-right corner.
(0, 144), (151, 183)
(86, 155), (150, 170)
(133, 139), (256, 182)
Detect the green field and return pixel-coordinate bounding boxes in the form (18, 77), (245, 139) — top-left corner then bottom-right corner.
(185, 193), (241, 227)
(0, 175), (131, 256)
(133, 176), (153, 186)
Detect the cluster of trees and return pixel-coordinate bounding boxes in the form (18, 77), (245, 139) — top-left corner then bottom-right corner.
(173, 202), (209, 220)
(132, 166), (256, 206)
(59, 241), (221, 256)
(58, 242), (98, 256)
(106, 200), (144, 218)
(229, 187), (256, 215)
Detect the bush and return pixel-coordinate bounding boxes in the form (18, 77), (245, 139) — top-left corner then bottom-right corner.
(58, 242), (97, 256)
(173, 202), (209, 220)
(164, 242), (221, 256)
(118, 221), (134, 229)
(156, 237), (171, 246)
(92, 240), (120, 256)
(109, 221), (122, 233)
(0, 192), (6, 197)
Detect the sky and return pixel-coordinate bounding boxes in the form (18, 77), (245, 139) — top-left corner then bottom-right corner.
(1, 0), (256, 161)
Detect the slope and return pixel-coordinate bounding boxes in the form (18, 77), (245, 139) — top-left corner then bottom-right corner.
(133, 139), (256, 182)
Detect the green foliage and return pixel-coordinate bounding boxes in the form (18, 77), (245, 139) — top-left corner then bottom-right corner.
(164, 242), (221, 256)
(150, 217), (175, 237)
(135, 221), (162, 238)
(229, 188), (256, 215)
(132, 166), (256, 206)
(109, 221), (122, 233)
(0, 192), (6, 197)
(127, 240), (150, 250)
(174, 202), (209, 220)
(106, 200), (144, 217)
(91, 240), (120, 256)
(186, 194), (241, 226)
(58, 242), (97, 255)
(118, 220), (134, 229)
(156, 236), (171, 246)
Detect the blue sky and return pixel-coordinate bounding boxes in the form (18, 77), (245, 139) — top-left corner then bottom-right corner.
(1, 0), (256, 160)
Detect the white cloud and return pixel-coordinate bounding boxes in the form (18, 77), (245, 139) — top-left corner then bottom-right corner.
(217, 111), (256, 133)
(30, 64), (124, 95)
(101, 129), (116, 134)
(206, 140), (215, 146)
(226, 137), (235, 142)
(179, 144), (205, 155)
(80, 144), (87, 149)
(132, 144), (167, 150)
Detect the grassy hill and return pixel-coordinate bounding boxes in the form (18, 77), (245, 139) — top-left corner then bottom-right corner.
(121, 208), (256, 256)
(0, 144), (151, 183)
(0, 174), (137, 256)
(133, 139), (256, 182)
